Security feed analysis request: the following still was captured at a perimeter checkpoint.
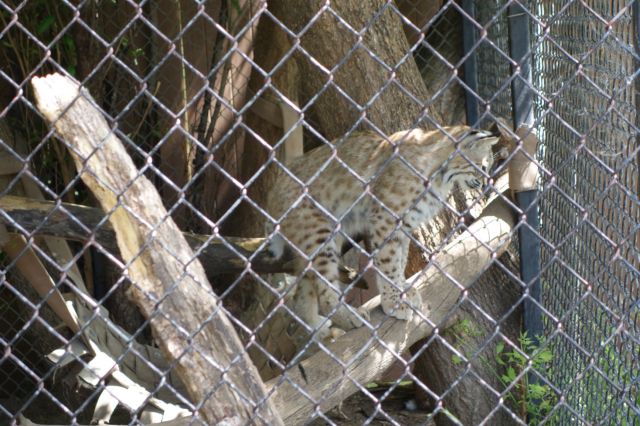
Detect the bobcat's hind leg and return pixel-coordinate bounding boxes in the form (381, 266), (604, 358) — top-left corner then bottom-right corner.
(314, 248), (368, 331)
(291, 275), (332, 340)
(370, 230), (422, 320)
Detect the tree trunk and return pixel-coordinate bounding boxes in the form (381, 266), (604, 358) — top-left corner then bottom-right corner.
(411, 246), (522, 425)
(284, 0), (442, 138)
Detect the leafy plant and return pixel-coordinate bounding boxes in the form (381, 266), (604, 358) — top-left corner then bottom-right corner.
(447, 325), (557, 424)
(495, 332), (556, 424)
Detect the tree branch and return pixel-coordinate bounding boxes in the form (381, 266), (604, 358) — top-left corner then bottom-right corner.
(0, 194), (296, 274)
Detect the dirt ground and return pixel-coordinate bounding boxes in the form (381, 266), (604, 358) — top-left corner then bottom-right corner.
(308, 384), (437, 426)
(2, 380), (437, 425)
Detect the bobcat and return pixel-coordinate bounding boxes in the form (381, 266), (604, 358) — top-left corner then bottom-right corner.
(264, 126), (502, 339)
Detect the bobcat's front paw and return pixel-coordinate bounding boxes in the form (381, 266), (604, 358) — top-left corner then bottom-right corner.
(306, 315), (333, 341)
(381, 287), (423, 321)
(331, 304), (369, 330)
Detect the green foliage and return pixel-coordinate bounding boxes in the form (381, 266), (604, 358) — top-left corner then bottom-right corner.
(21, 1), (78, 76)
(0, 1), (88, 202)
(35, 15), (55, 35)
(447, 325), (557, 424)
(495, 332), (557, 425)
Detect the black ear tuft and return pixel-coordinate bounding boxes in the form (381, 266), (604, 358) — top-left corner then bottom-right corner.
(488, 121), (501, 137)
(486, 117), (512, 138)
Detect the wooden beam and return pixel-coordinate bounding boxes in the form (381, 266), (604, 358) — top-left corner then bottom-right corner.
(0, 195), (296, 275)
(32, 73), (284, 426)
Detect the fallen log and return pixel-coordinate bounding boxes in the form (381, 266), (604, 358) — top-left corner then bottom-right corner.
(0, 194), (370, 287)
(0, 194), (295, 274)
(32, 73), (284, 426)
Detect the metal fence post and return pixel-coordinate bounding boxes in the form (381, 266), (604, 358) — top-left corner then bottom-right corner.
(462, 0), (479, 126)
(507, 3), (542, 342)
(634, 0), (640, 201)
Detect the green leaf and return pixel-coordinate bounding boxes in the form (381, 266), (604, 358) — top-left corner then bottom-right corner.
(63, 34), (75, 52)
(229, 0), (242, 13)
(519, 331), (533, 350)
(536, 349), (553, 364)
(131, 47), (144, 58)
(528, 384), (547, 399)
(36, 15), (55, 35)
(539, 400), (551, 412)
(512, 351), (527, 365)
(452, 354), (463, 365)
(496, 341), (505, 355)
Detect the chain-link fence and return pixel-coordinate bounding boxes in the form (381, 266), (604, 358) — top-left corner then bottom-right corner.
(532, 1), (639, 424)
(0, 0), (638, 425)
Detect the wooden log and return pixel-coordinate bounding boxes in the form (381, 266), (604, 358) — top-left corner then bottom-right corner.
(0, 195), (295, 274)
(267, 198), (515, 425)
(0, 195), (367, 286)
(31, 73), (284, 426)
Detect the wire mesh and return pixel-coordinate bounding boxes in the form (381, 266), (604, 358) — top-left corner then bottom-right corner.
(531, 0), (639, 424)
(0, 0), (638, 425)
(475, 0), (513, 122)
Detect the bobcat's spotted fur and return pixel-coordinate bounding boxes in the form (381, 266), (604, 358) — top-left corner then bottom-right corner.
(265, 126), (501, 338)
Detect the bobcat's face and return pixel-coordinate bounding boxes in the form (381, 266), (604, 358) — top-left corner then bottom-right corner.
(439, 129), (501, 190)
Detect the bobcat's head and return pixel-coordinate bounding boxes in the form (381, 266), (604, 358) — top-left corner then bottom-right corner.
(438, 127), (504, 190)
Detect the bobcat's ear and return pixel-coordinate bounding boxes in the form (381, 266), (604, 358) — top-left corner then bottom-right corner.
(480, 135), (500, 147)
(488, 117), (512, 137)
(472, 131), (500, 149)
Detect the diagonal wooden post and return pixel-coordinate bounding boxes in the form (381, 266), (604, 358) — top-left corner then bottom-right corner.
(31, 73), (283, 426)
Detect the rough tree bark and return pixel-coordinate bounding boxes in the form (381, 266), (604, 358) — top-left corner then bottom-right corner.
(32, 74), (283, 426)
(412, 246), (523, 425)
(286, 0), (441, 137)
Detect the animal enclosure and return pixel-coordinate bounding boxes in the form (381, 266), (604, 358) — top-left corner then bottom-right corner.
(0, 0), (638, 425)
